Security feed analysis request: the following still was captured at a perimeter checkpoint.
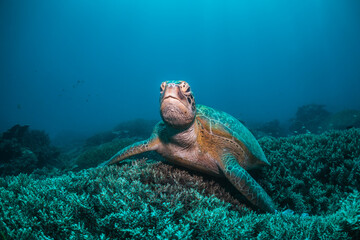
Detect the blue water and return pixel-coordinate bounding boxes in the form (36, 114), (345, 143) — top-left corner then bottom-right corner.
(1, 0), (360, 137)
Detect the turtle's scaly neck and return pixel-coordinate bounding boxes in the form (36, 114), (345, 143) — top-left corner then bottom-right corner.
(164, 121), (198, 149)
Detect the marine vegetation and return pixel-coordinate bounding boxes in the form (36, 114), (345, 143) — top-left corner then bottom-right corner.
(289, 104), (360, 135)
(113, 119), (158, 139)
(322, 109), (360, 131)
(252, 119), (286, 138)
(0, 125), (61, 176)
(85, 131), (118, 147)
(84, 119), (158, 148)
(258, 128), (360, 215)
(289, 104), (331, 134)
(0, 129), (359, 239)
(76, 138), (138, 169)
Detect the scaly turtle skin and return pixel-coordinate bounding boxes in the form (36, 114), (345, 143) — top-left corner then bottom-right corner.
(100, 80), (275, 213)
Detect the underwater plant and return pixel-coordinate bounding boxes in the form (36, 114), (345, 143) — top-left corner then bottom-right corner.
(82, 119), (157, 149)
(0, 125), (61, 176)
(252, 119), (286, 138)
(258, 128), (360, 215)
(113, 118), (158, 139)
(85, 131), (118, 147)
(0, 154), (358, 239)
(22, 129), (60, 167)
(322, 109), (360, 131)
(75, 138), (138, 169)
(289, 104), (331, 134)
(0, 119), (359, 238)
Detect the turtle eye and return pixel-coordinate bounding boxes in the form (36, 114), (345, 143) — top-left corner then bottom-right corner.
(160, 82), (166, 92)
(185, 87), (191, 93)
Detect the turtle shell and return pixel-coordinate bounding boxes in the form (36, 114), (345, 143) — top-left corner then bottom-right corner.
(196, 104), (269, 168)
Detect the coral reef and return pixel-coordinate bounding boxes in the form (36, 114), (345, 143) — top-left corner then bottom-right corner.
(322, 109), (360, 131)
(0, 125), (61, 176)
(258, 128), (360, 215)
(2, 124), (29, 140)
(76, 137), (162, 169)
(0, 128), (359, 239)
(75, 138), (138, 169)
(113, 118), (158, 139)
(0, 161), (357, 239)
(252, 120), (286, 138)
(289, 104), (331, 134)
(289, 105), (360, 136)
(85, 131), (118, 147)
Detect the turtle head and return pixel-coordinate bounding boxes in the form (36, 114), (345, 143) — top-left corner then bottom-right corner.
(160, 80), (196, 129)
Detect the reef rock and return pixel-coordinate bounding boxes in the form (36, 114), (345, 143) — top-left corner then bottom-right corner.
(322, 109), (360, 131)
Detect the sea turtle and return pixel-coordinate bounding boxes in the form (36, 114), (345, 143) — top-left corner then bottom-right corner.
(100, 80), (275, 213)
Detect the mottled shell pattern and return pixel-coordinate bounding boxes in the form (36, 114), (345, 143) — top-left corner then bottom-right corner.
(196, 104), (270, 169)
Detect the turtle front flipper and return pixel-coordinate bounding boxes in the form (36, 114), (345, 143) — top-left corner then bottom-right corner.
(221, 152), (276, 213)
(98, 135), (160, 167)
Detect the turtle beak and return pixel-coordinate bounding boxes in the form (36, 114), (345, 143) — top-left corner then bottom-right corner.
(161, 83), (186, 103)
(160, 82), (196, 129)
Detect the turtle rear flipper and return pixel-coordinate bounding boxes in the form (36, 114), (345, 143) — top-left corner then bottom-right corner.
(221, 152), (276, 213)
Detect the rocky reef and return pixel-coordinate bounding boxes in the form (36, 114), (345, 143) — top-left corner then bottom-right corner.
(289, 104), (360, 135)
(322, 109), (360, 131)
(0, 128), (359, 239)
(289, 104), (331, 134)
(76, 119), (161, 169)
(113, 118), (158, 139)
(252, 104), (360, 138)
(0, 125), (63, 176)
(251, 119), (286, 138)
(75, 137), (138, 169)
